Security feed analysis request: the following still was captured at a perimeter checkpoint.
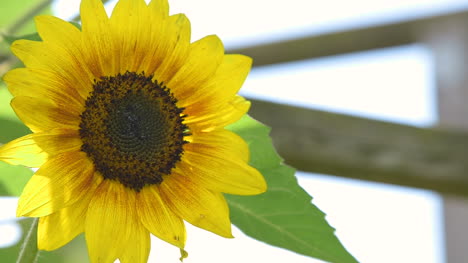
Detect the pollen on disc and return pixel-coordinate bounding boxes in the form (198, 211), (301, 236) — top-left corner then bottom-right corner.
(79, 72), (190, 191)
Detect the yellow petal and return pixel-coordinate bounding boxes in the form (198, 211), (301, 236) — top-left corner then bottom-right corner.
(179, 54), (252, 110)
(31, 129), (82, 156)
(34, 15), (96, 97)
(178, 153), (265, 196)
(151, 14), (191, 82)
(119, 231), (151, 263)
(17, 152), (95, 217)
(80, 0), (117, 76)
(0, 134), (48, 167)
(10, 40), (93, 101)
(138, 186), (186, 248)
(85, 180), (150, 263)
(160, 174), (233, 238)
(0, 129), (81, 167)
(110, 0), (156, 73)
(140, 1), (180, 76)
(185, 95), (250, 132)
(148, 0), (169, 18)
(35, 15), (81, 44)
(11, 96), (81, 133)
(187, 129), (249, 162)
(167, 35), (223, 96)
(38, 184), (95, 251)
(3, 68), (85, 109)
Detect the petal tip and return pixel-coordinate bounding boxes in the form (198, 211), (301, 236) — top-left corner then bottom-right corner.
(16, 204), (27, 217)
(250, 169), (268, 195)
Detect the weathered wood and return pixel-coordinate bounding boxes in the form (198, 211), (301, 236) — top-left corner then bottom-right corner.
(227, 8), (468, 262)
(248, 99), (468, 197)
(442, 196), (468, 263)
(420, 13), (468, 132)
(228, 11), (468, 67)
(420, 14), (468, 263)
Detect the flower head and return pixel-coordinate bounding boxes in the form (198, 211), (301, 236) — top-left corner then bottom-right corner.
(0, 0), (266, 262)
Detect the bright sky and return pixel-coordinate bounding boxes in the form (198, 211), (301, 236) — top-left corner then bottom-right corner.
(4, 0), (468, 262)
(243, 44), (436, 126)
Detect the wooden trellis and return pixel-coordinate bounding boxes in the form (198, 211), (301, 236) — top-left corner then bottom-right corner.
(229, 9), (468, 263)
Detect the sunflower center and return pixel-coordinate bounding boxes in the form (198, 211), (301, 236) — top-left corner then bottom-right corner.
(79, 72), (189, 191)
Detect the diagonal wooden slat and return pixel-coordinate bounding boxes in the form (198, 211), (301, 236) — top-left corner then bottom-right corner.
(248, 99), (468, 197)
(228, 8), (468, 262)
(228, 10), (468, 66)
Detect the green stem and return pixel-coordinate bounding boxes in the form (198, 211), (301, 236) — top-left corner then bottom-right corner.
(16, 218), (40, 263)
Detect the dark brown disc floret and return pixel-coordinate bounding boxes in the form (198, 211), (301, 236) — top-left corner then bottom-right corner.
(79, 71), (189, 191)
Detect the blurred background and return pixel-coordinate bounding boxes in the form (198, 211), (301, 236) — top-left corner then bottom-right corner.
(4, 0), (468, 262)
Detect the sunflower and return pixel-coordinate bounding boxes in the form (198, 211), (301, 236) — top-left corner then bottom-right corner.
(0, 0), (267, 262)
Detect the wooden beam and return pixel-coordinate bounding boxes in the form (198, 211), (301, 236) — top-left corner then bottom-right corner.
(248, 99), (468, 197)
(228, 10), (468, 67)
(422, 14), (468, 263)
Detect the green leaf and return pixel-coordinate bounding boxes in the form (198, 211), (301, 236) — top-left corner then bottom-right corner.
(0, 85), (30, 143)
(16, 218), (39, 263)
(0, 218), (71, 263)
(70, 21), (82, 30)
(2, 32), (41, 45)
(0, 80), (17, 120)
(0, 162), (33, 196)
(0, 118), (30, 144)
(40, 234), (90, 263)
(226, 115), (358, 263)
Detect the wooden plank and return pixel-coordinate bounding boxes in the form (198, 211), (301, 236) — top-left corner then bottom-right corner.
(423, 15), (468, 263)
(442, 196), (468, 263)
(228, 11), (468, 67)
(421, 13), (468, 131)
(248, 99), (468, 197)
